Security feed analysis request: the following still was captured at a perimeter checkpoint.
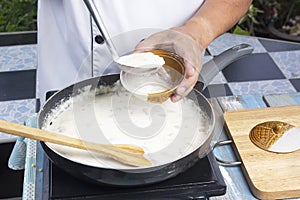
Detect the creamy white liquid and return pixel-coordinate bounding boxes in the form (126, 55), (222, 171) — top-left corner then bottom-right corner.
(121, 71), (173, 95)
(117, 52), (165, 69)
(120, 65), (182, 99)
(42, 82), (211, 169)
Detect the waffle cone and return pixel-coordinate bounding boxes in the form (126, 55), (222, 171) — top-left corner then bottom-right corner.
(249, 121), (294, 150)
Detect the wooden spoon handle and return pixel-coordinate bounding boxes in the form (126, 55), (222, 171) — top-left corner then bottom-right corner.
(0, 120), (151, 167)
(114, 144), (144, 154)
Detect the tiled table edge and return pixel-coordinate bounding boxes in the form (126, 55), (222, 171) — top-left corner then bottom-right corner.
(0, 99), (36, 143)
(207, 33), (300, 96)
(268, 50), (300, 79)
(207, 33), (268, 55)
(0, 44), (37, 72)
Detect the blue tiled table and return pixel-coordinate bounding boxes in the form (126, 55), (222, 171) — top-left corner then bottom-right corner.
(0, 33), (300, 199)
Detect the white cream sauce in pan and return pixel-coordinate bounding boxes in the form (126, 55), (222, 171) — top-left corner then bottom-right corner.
(42, 82), (211, 169)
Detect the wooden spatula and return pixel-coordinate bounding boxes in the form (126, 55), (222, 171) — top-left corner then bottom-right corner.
(0, 119), (151, 167)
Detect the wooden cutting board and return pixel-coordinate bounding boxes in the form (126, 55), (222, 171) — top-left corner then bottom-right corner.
(224, 105), (300, 200)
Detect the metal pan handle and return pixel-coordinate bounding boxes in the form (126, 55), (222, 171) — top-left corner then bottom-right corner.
(197, 44), (253, 91)
(213, 140), (242, 167)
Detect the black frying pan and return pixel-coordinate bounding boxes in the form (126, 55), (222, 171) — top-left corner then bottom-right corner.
(38, 44), (253, 186)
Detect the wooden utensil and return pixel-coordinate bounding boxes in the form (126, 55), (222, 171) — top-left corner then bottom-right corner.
(0, 119), (151, 167)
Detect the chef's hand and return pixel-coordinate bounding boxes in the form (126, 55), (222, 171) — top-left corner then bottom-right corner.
(135, 29), (203, 102)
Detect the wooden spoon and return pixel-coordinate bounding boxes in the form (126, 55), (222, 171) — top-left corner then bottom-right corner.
(0, 120), (151, 167)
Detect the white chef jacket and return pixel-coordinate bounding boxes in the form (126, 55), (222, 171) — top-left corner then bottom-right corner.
(37, 0), (204, 105)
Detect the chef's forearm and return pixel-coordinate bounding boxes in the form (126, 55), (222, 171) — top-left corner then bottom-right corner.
(175, 0), (252, 49)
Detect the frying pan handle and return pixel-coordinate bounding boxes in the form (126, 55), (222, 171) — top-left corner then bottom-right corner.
(198, 43), (253, 91)
(212, 140), (242, 167)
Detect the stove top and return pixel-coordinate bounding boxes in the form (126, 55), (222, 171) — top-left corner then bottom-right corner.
(40, 151), (226, 200)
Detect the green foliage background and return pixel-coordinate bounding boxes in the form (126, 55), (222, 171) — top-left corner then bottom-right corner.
(0, 0), (37, 32)
(0, 0), (298, 37)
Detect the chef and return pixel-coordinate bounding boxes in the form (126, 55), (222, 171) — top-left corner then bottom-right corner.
(37, 0), (252, 105)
